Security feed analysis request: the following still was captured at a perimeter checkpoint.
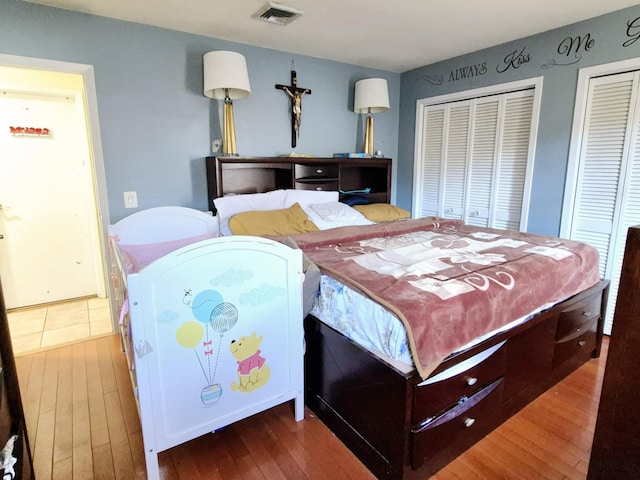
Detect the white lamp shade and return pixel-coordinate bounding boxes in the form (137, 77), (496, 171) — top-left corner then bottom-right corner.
(203, 51), (251, 100)
(354, 78), (390, 114)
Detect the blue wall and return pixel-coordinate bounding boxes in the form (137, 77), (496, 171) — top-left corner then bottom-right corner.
(0, 0), (399, 222)
(398, 4), (640, 236)
(4, 0), (640, 233)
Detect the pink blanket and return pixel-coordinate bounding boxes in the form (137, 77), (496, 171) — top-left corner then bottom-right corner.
(289, 218), (600, 379)
(113, 233), (218, 273)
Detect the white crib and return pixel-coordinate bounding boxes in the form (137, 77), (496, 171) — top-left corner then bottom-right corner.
(108, 207), (304, 479)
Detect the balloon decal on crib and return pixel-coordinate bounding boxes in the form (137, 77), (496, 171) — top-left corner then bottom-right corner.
(177, 289), (238, 406)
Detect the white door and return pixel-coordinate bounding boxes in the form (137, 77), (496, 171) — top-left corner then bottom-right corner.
(567, 70), (640, 334)
(0, 89), (100, 309)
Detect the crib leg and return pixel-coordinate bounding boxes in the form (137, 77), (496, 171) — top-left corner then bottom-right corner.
(294, 391), (304, 421)
(145, 450), (160, 480)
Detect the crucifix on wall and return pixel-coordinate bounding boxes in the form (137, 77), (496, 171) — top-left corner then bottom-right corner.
(275, 69), (311, 148)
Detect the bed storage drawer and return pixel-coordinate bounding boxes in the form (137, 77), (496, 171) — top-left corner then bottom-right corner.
(410, 377), (503, 470)
(556, 292), (601, 340)
(412, 341), (506, 424)
(553, 317), (598, 368)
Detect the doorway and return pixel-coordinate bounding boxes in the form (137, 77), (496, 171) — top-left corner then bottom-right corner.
(0, 55), (113, 352)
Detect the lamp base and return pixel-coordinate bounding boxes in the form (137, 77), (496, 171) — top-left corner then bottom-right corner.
(363, 114), (374, 156)
(222, 96), (238, 156)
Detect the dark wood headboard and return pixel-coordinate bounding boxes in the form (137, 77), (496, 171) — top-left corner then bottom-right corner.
(205, 156), (392, 213)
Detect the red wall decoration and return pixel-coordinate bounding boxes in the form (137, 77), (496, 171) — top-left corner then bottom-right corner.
(9, 126), (51, 136)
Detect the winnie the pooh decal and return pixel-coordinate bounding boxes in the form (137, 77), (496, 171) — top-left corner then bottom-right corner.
(230, 332), (270, 392)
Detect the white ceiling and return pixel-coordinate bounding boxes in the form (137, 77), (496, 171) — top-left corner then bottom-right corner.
(27, 0), (640, 73)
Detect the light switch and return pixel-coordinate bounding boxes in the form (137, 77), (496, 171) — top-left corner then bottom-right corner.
(124, 191), (138, 208)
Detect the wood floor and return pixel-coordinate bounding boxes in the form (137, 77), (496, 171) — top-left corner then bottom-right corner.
(14, 334), (608, 480)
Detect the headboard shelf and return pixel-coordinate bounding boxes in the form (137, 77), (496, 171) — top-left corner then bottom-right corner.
(206, 156), (392, 213)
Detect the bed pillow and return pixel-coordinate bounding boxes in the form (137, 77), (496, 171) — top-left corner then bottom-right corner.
(214, 190), (287, 236)
(303, 201), (374, 230)
(229, 202), (320, 236)
(353, 204), (411, 223)
(283, 189), (339, 208)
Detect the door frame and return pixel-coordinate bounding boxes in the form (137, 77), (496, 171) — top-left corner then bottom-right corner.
(0, 53), (113, 324)
(561, 57), (640, 237)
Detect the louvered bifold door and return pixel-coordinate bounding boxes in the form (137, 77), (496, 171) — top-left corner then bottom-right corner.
(419, 106), (445, 217)
(418, 102), (472, 220)
(606, 72), (640, 333)
(442, 103), (471, 220)
(493, 91), (534, 231)
(417, 89), (535, 230)
(466, 98), (499, 227)
(569, 71), (640, 333)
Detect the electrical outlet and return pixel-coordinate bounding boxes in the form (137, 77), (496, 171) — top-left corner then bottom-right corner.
(212, 139), (221, 153)
(124, 191), (138, 208)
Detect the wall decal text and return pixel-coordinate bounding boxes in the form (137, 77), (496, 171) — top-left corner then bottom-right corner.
(496, 47), (531, 73)
(449, 62), (487, 82)
(419, 74), (444, 85)
(623, 16), (640, 47)
(542, 33), (594, 69)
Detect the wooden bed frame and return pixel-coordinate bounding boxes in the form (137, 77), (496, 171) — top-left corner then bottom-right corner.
(205, 158), (609, 479)
(304, 280), (608, 479)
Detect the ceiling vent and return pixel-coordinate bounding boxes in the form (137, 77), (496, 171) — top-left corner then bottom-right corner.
(254, 2), (305, 26)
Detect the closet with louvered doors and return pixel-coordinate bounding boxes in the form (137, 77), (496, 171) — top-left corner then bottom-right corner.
(565, 70), (640, 335)
(413, 84), (538, 232)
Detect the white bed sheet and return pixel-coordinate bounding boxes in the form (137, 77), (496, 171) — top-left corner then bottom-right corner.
(310, 274), (552, 374)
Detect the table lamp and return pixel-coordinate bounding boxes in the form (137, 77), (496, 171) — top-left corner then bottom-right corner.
(354, 78), (390, 156)
(203, 51), (251, 156)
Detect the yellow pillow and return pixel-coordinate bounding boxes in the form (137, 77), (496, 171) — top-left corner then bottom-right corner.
(353, 204), (410, 223)
(229, 202), (319, 236)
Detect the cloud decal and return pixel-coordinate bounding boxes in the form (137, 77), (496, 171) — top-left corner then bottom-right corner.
(240, 283), (286, 305)
(210, 268), (253, 287)
(156, 310), (180, 324)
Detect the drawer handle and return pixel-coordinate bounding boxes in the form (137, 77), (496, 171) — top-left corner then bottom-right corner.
(466, 377), (478, 386)
(315, 187), (323, 191)
(582, 311), (592, 317)
(578, 340), (586, 347)
(464, 417), (475, 428)
(315, 168), (324, 174)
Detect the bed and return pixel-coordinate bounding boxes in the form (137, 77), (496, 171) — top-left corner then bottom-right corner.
(107, 206), (305, 479)
(208, 173), (609, 479)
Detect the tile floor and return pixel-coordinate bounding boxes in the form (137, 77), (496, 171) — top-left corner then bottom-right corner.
(7, 296), (113, 356)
